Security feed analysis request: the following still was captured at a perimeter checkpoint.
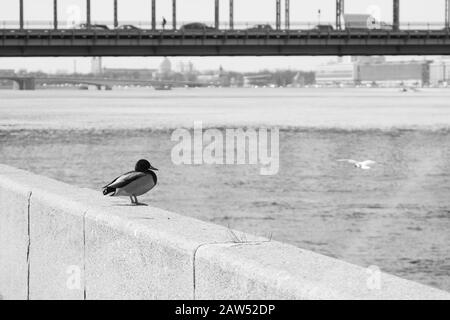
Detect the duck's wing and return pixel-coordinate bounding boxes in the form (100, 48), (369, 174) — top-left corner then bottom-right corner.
(149, 170), (158, 185)
(361, 160), (376, 166)
(103, 171), (146, 189)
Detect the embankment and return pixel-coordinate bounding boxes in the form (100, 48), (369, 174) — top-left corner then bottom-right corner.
(0, 164), (448, 300)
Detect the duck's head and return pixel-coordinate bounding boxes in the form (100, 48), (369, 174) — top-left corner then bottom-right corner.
(135, 159), (158, 172)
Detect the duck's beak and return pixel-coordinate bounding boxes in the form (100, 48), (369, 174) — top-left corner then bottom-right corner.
(150, 166), (158, 171)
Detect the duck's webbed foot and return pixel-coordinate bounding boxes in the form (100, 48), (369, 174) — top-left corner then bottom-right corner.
(133, 195), (148, 206)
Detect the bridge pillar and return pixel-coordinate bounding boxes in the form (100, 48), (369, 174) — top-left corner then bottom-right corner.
(152, 0), (156, 30)
(393, 0), (400, 31)
(215, 0), (220, 29)
(114, 0), (118, 28)
(285, 0), (290, 29)
(229, 0), (233, 29)
(276, 0), (281, 30)
(15, 78), (35, 91)
(446, 0), (450, 29)
(336, 0), (344, 30)
(19, 0), (24, 29)
(53, 0), (58, 30)
(86, 0), (91, 28)
(173, 0), (176, 29)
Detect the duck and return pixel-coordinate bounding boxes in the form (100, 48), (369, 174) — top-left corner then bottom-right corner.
(103, 159), (158, 205)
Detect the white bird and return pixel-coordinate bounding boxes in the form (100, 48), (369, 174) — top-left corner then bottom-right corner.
(337, 159), (376, 170)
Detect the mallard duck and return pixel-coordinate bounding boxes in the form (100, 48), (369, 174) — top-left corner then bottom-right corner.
(103, 159), (158, 205)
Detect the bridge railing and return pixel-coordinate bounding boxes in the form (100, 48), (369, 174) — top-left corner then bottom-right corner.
(1, 20), (448, 31)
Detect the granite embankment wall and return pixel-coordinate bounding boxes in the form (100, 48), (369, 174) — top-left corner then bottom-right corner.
(0, 164), (449, 300)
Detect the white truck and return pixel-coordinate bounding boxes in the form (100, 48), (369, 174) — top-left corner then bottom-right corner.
(343, 14), (391, 31)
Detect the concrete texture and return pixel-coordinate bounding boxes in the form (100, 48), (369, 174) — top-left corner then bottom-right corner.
(195, 242), (450, 300)
(0, 163), (449, 300)
(84, 206), (239, 299)
(27, 190), (85, 300)
(0, 174), (30, 300)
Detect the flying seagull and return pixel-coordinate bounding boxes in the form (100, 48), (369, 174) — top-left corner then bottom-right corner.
(103, 159), (158, 205)
(337, 159), (376, 170)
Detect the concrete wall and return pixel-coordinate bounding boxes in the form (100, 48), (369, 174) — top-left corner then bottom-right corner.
(0, 164), (449, 300)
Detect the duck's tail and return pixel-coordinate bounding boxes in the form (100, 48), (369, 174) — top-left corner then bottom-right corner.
(103, 187), (116, 196)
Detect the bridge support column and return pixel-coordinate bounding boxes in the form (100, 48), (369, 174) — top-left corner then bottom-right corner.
(53, 0), (58, 29)
(229, 0), (233, 29)
(86, 0), (91, 28)
(114, 0), (118, 28)
(393, 0), (400, 31)
(172, 0), (176, 30)
(446, 0), (450, 29)
(152, 0), (156, 30)
(336, 0), (344, 30)
(285, 0), (290, 29)
(15, 78), (35, 91)
(19, 0), (24, 29)
(276, 0), (281, 30)
(215, 0), (220, 29)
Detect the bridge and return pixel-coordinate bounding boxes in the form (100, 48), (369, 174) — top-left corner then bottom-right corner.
(1, 0), (450, 56)
(0, 76), (36, 90)
(0, 76), (206, 90)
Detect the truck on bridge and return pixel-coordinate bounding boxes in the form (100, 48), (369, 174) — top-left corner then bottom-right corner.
(344, 14), (392, 31)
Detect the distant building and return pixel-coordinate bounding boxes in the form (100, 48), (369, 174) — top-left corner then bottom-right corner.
(186, 61), (194, 73)
(91, 57), (103, 75)
(0, 69), (15, 88)
(176, 61), (185, 73)
(159, 58), (172, 75)
(243, 74), (272, 87)
(292, 72), (310, 87)
(315, 58), (431, 86)
(197, 74), (220, 84)
(315, 63), (355, 85)
(102, 68), (157, 79)
(351, 56), (386, 64)
(175, 60), (196, 77)
(0, 69), (15, 77)
(429, 59), (450, 85)
(355, 60), (431, 85)
(55, 69), (69, 75)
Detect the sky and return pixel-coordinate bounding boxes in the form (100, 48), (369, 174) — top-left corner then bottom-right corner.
(0, 0), (446, 73)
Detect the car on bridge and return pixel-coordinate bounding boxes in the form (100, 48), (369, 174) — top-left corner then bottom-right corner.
(116, 25), (141, 31)
(75, 23), (109, 30)
(313, 24), (334, 32)
(246, 24), (273, 32)
(180, 23), (216, 32)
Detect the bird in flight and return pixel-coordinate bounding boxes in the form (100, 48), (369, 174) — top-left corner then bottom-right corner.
(103, 159), (158, 205)
(337, 159), (376, 170)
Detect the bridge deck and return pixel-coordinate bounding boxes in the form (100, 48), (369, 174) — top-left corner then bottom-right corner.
(2, 29), (450, 56)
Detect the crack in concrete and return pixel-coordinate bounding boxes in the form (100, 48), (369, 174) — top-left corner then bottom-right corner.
(26, 191), (32, 300)
(82, 210), (87, 300)
(192, 239), (272, 300)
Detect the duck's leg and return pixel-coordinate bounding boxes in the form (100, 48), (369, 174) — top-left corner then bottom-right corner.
(134, 195), (148, 206)
(130, 196), (135, 205)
